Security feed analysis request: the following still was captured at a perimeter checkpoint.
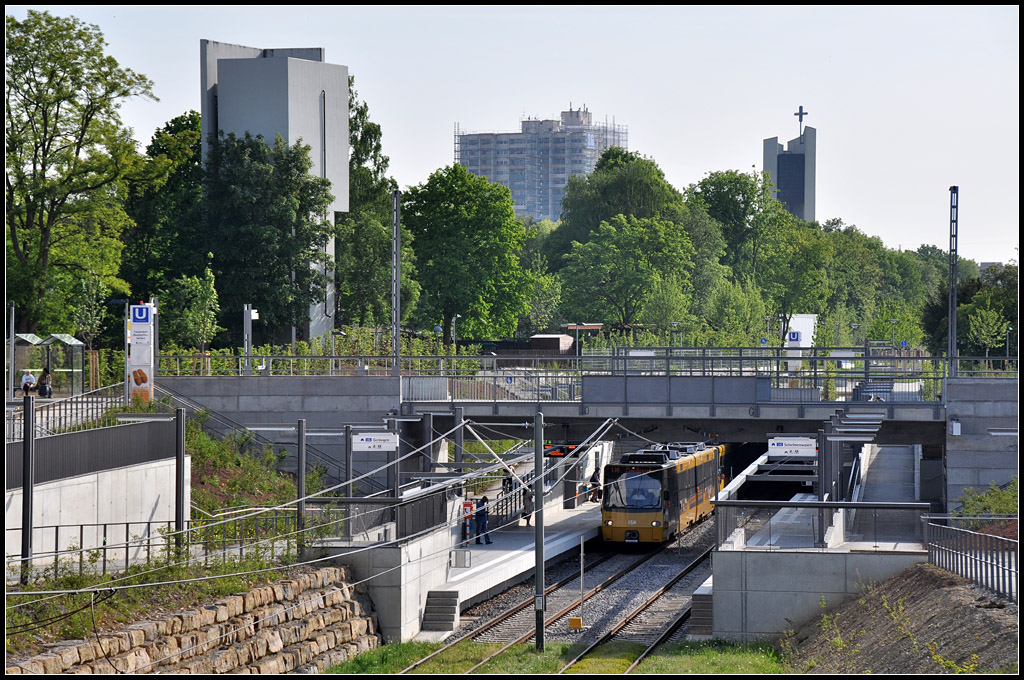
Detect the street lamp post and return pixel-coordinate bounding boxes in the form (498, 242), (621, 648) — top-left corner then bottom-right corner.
(331, 329), (346, 376)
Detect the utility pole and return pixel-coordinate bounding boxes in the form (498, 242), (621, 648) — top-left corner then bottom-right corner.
(534, 411), (545, 651)
(948, 186), (959, 377)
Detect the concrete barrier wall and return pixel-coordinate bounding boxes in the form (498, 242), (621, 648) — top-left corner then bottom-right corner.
(159, 375), (402, 489)
(944, 378), (1018, 506)
(712, 548), (927, 642)
(5, 457), (190, 563)
(320, 499), (461, 642)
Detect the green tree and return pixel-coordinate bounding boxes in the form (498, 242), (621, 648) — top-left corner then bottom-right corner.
(964, 297), (1010, 361)
(6, 10), (160, 332)
(203, 132), (334, 341)
(72, 273), (109, 350)
(403, 165), (532, 344)
(702, 278), (767, 347)
(160, 265), (224, 353)
(561, 215), (695, 327)
(122, 111), (204, 300)
(640, 272), (696, 335)
(544, 148), (685, 267)
(335, 212), (419, 325)
(864, 300), (924, 349)
(517, 251), (562, 338)
(335, 76), (419, 326)
(759, 221), (833, 338)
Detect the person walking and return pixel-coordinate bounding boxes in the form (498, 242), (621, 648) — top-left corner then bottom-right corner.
(522, 490), (535, 527)
(589, 469), (602, 503)
(475, 496), (493, 545)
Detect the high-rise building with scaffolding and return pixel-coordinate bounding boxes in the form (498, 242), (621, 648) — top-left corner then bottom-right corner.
(456, 106), (628, 221)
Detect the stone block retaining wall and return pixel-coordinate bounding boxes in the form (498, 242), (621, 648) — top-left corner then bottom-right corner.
(6, 567), (379, 674)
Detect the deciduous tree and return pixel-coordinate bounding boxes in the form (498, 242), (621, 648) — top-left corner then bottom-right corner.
(6, 10), (160, 332)
(561, 215), (695, 327)
(203, 132), (334, 341)
(403, 165), (531, 344)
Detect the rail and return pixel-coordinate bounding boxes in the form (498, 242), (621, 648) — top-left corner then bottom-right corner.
(924, 515), (1018, 602)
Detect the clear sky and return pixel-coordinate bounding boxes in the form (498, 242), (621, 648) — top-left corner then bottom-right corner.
(8, 6), (1020, 264)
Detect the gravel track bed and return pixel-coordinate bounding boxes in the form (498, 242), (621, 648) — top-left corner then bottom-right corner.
(453, 547), (615, 638)
(612, 559), (712, 645)
(542, 519), (716, 646)
(472, 552), (644, 643)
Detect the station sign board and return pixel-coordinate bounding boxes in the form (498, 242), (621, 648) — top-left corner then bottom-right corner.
(128, 303), (155, 402)
(351, 433), (399, 452)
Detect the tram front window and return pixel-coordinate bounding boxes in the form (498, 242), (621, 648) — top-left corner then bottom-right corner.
(605, 470), (662, 509)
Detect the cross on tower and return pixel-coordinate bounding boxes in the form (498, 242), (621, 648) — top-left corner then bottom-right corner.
(794, 105), (809, 136)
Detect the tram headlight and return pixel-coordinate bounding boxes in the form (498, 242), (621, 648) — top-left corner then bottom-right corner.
(651, 521), (661, 527)
(605, 520), (613, 526)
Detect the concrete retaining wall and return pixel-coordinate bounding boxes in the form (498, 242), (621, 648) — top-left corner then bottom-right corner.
(711, 548), (927, 642)
(5, 457), (190, 566)
(6, 567), (377, 674)
(320, 500), (461, 642)
(944, 378), (1018, 506)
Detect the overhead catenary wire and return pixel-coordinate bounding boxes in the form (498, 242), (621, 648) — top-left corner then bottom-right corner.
(6, 419), (470, 568)
(9, 417), (621, 671)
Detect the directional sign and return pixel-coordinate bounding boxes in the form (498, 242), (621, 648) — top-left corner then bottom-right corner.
(760, 338), (768, 346)
(351, 433), (399, 452)
(900, 340), (908, 348)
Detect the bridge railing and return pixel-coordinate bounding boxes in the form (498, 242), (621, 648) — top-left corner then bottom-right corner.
(154, 351), (1016, 406)
(714, 499), (931, 551)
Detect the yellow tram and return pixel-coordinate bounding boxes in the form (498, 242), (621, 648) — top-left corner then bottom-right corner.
(601, 442), (725, 543)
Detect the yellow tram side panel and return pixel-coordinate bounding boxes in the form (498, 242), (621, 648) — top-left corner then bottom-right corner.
(675, 454), (698, 529)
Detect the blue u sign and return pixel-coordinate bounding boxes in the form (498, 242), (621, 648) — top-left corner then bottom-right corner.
(788, 331), (802, 342)
(131, 305), (151, 324)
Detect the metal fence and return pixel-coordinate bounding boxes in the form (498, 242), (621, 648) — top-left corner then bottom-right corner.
(154, 350), (1016, 407)
(5, 512), (302, 582)
(6, 420), (176, 490)
(5, 490), (450, 582)
(5, 383), (127, 442)
(925, 516), (1018, 602)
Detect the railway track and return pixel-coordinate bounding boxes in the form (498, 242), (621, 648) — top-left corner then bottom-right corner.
(557, 545), (712, 674)
(398, 550), (620, 673)
(401, 518), (716, 674)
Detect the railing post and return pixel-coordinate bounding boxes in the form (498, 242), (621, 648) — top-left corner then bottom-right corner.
(297, 419), (307, 554)
(21, 394), (35, 585)
(175, 408), (186, 553)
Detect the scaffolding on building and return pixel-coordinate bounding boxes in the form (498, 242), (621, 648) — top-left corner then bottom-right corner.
(455, 105), (628, 222)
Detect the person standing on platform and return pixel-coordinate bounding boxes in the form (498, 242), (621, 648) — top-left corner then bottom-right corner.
(475, 496), (493, 544)
(589, 469), (602, 503)
(522, 489), (535, 527)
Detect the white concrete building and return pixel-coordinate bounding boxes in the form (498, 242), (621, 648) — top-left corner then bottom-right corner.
(200, 40), (348, 340)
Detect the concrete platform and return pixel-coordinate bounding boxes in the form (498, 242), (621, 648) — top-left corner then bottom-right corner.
(411, 497), (603, 641)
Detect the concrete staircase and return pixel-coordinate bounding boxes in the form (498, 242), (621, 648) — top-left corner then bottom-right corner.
(420, 590), (460, 632)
